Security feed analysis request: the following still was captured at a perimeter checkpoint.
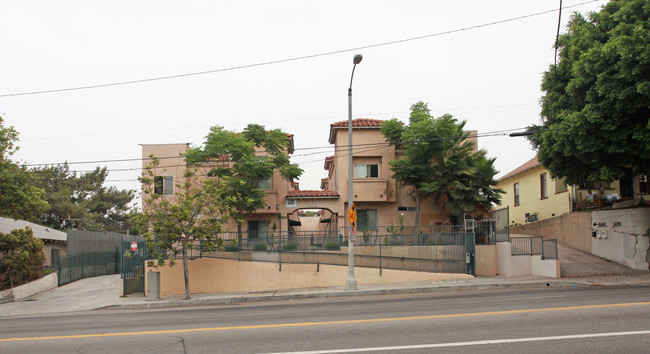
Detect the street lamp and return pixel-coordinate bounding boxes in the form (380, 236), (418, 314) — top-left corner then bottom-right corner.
(346, 54), (362, 291)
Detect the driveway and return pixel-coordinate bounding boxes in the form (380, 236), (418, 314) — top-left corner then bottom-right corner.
(558, 243), (644, 277)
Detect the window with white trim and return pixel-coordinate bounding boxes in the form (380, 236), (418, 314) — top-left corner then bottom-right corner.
(257, 176), (272, 189)
(154, 176), (174, 195)
(354, 164), (379, 178)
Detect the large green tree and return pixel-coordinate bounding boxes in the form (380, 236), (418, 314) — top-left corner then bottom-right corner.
(186, 124), (303, 238)
(32, 164), (135, 232)
(382, 102), (502, 225)
(0, 227), (46, 290)
(139, 157), (226, 300)
(0, 117), (49, 221)
(529, 0), (650, 185)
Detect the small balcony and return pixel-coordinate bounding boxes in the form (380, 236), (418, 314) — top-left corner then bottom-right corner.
(352, 178), (395, 202)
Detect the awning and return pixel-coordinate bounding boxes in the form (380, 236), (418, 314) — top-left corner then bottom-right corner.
(289, 219), (302, 226)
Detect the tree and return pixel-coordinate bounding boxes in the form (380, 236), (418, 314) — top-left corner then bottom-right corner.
(381, 102), (502, 225)
(529, 0), (650, 185)
(186, 124), (303, 238)
(32, 164), (135, 232)
(0, 117), (49, 221)
(139, 157), (226, 300)
(0, 227), (46, 290)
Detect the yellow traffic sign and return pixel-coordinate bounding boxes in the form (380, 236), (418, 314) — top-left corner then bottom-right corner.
(348, 203), (357, 230)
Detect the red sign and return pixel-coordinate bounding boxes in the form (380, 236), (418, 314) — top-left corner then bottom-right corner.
(131, 242), (138, 252)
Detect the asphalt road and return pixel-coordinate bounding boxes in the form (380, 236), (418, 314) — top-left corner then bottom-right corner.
(1, 286), (649, 353)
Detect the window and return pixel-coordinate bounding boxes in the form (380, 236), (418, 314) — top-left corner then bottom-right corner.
(248, 220), (269, 239)
(257, 176), (272, 189)
(555, 178), (568, 193)
(357, 209), (377, 230)
(154, 176), (174, 195)
(514, 183), (520, 206)
(540, 173), (548, 199)
(398, 206), (417, 212)
(640, 175), (648, 194)
(51, 248), (60, 267)
(354, 164), (379, 178)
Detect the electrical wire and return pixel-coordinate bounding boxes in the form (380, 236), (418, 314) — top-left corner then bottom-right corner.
(0, 0), (599, 98)
(24, 126), (530, 168)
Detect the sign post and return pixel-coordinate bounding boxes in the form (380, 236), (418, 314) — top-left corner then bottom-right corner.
(346, 202), (357, 290)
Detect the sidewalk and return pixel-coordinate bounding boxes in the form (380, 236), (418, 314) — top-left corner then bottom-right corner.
(2, 272), (649, 318)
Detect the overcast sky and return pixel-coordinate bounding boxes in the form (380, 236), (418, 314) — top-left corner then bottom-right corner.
(2, 0), (606, 197)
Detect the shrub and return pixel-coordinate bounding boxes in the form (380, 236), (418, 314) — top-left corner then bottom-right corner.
(325, 241), (340, 250)
(283, 241), (298, 250)
(253, 243), (268, 251)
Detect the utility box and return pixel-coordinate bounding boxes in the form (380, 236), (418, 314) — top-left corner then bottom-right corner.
(147, 271), (161, 300)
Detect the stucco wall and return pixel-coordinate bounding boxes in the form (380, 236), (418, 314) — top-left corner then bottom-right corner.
(498, 165), (573, 225)
(496, 242), (559, 278)
(145, 258), (472, 296)
(511, 212), (593, 253)
(591, 208), (650, 270)
(476, 245), (497, 276)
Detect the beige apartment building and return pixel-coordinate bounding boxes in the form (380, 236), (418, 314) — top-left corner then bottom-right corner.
(141, 118), (480, 238)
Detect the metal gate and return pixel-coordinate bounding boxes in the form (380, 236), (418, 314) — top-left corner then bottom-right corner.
(121, 241), (146, 295)
(465, 232), (476, 275)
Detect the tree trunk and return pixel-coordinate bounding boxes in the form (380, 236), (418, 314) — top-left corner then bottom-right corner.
(237, 223), (243, 240)
(181, 244), (191, 300)
(415, 195), (421, 237)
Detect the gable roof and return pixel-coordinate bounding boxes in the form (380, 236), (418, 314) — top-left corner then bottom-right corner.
(286, 190), (339, 199)
(328, 118), (384, 144)
(497, 156), (541, 182)
(0, 217), (67, 242)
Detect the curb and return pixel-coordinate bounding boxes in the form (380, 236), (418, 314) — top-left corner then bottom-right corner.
(104, 279), (590, 311)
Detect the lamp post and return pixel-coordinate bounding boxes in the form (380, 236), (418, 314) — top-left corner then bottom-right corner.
(346, 54), (362, 291)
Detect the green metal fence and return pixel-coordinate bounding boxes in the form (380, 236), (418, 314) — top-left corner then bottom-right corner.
(510, 236), (558, 260)
(195, 227), (476, 275)
(58, 251), (120, 286)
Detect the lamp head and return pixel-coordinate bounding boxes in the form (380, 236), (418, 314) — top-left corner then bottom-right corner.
(353, 54), (363, 65)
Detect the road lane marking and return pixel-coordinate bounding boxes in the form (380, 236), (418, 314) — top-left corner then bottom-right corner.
(263, 330), (650, 353)
(1, 301), (649, 343)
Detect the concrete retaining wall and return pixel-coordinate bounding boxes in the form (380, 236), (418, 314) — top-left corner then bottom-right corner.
(0, 273), (59, 302)
(145, 258), (473, 297)
(497, 242), (559, 278)
(591, 208), (650, 270)
(511, 212), (592, 253)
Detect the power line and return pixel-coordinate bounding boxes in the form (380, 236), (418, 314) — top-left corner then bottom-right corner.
(24, 127), (530, 168)
(20, 102), (539, 142)
(0, 0), (599, 98)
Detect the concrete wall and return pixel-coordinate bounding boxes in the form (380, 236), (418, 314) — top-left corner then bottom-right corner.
(496, 242), (559, 278)
(511, 212), (593, 253)
(591, 208), (650, 270)
(2, 273), (59, 301)
(476, 245), (497, 276)
(145, 258), (473, 296)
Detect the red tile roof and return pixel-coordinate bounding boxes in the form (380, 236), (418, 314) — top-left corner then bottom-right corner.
(329, 118), (384, 144)
(497, 156), (541, 181)
(286, 190), (339, 199)
(330, 118), (384, 128)
(324, 155), (335, 170)
(320, 177), (329, 190)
